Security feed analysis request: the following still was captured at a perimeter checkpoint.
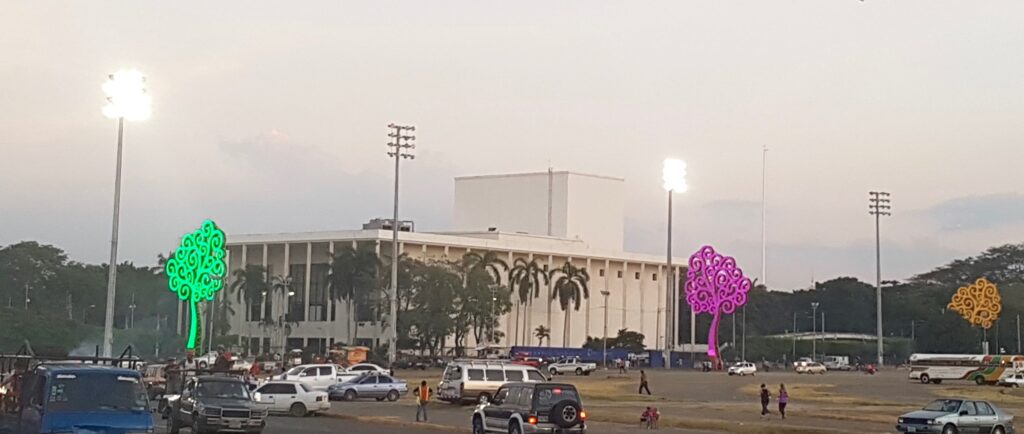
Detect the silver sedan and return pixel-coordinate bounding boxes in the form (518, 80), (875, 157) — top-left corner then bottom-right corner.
(897, 398), (1014, 434)
(328, 374), (408, 402)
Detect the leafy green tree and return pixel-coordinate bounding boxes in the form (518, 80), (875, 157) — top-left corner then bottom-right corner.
(508, 258), (549, 344)
(583, 329), (645, 351)
(549, 262), (590, 346)
(406, 261), (459, 355)
(534, 325), (550, 346)
(326, 245), (381, 344)
(230, 265), (269, 320)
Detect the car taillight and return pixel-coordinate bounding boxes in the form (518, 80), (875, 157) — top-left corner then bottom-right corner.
(527, 415), (538, 425)
(580, 410), (587, 420)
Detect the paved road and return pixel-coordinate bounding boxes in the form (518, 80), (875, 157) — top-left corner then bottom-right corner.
(157, 415), (452, 434)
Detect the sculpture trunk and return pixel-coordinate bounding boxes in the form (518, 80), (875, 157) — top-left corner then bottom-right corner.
(708, 310), (722, 367)
(187, 300), (199, 350)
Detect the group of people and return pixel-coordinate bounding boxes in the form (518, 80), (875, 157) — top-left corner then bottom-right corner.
(759, 383), (789, 419)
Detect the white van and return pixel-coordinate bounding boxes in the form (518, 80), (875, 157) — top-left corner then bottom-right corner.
(438, 360), (547, 404)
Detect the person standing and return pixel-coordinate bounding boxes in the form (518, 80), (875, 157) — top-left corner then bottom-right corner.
(759, 384), (772, 418)
(413, 380), (432, 422)
(638, 370), (651, 395)
(778, 384), (789, 419)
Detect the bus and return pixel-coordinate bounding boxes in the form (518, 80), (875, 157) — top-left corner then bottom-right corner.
(908, 353), (1024, 385)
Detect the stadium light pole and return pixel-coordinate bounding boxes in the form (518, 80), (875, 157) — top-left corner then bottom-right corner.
(810, 302), (819, 360)
(869, 191), (891, 367)
(386, 123), (415, 367)
(101, 69), (151, 357)
(662, 158), (687, 368)
(601, 290), (611, 369)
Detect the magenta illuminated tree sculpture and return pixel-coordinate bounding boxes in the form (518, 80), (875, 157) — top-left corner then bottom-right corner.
(685, 245), (752, 365)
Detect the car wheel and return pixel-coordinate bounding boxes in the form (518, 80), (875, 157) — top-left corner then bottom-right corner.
(198, 361), (208, 369)
(192, 416), (205, 434)
(167, 415), (181, 434)
(344, 390), (357, 401)
(975, 376), (987, 386)
(290, 402), (307, 417)
(920, 374), (930, 384)
(387, 390), (400, 402)
(575, 368), (583, 376)
(993, 426), (1006, 434)
(550, 368), (558, 376)
(942, 424), (958, 434)
(472, 416), (486, 434)
(508, 421), (522, 434)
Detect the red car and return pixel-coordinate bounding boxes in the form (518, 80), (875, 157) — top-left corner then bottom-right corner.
(512, 357), (544, 368)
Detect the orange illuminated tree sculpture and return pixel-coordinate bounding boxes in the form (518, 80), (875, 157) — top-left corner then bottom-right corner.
(947, 277), (1002, 330)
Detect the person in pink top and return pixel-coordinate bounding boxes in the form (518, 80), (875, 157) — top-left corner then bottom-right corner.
(778, 384), (789, 419)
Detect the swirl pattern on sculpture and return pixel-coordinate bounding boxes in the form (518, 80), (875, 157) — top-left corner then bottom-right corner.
(947, 277), (1002, 330)
(166, 220), (227, 303)
(685, 245), (752, 360)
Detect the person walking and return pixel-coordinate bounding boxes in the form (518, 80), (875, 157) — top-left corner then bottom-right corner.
(778, 384), (789, 419)
(759, 384), (772, 418)
(413, 380), (432, 422)
(638, 370), (651, 395)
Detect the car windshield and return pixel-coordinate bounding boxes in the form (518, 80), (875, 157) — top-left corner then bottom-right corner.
(923, 399), (963, 413)
(196, 381), (251, 400)
(534, 386), (580, 408)
(300, 383), (313, 393)
(47, 373), (149, 412)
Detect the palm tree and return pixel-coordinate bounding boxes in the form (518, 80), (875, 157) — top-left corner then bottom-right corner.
(327, 245), (381, 345)
(462, 251), (509, 285)
(550, 262), (590, 346)
(508, 258), (549, 345)
(534, 325), (550, 346)
(229, 265), (269, 317)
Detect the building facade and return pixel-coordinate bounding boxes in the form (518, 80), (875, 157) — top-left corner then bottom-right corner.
(192, 171), (687, 355)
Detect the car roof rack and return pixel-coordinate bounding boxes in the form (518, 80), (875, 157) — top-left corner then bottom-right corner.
(0, 341), (144, 381)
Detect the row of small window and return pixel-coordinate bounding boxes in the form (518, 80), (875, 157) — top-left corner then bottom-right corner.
(597, 269), (660, 281)
(466, 368), (547, 382)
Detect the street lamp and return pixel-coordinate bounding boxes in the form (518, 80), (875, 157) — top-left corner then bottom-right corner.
(101, 69), (151, 358)
(869, 191), (891, 366)
(601, 290), (611, 369)
(811, 302), (819, 360)
(662, 158), (687, 369)
(387, 123), (415, 367)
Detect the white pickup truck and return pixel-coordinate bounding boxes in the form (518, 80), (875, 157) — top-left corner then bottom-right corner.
(545, 357), (597, 376)
(1000, 372), (1024, 387)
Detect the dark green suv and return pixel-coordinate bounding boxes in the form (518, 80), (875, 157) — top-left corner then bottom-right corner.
(472, 382), (587, 434)
(168, 375), (267, 434)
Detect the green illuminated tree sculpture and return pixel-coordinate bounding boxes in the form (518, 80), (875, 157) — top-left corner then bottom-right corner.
(166, 220), (227, 350)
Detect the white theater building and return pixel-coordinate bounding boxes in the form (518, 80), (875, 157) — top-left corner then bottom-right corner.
(209, 171), (688, 355)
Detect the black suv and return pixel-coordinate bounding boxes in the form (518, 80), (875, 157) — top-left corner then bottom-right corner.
(472, 382), (586, 434)
(168, 375), (267, 434)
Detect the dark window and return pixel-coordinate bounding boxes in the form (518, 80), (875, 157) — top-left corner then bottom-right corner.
(359, 376), (377, 384)
(485, 369), (505, 381)
(598, 269), (605, 277)
(262, 338), (270, 354)
(276, 384), (297, 394)
(505, 387), (521, 407)
(318, 367), (333, 376)
(378, 376), (393, 384)
(535, 386), (579, 407)
(288, 265), (306, 322)
(249, 338), (260, 355)
(45, 373), (148, 412)
(527, 370), (546, 382)
(493, 387), (508, 403)
(976, 401), (996, 416)
(635, 272), (640, 280)
(468, 369), (484, 381)
(308, 264), (329, 321)
(617, 270), (623, 278)
(961, 401), (978, 415)
(518, 387), (534, 407)
(301, 368), (317, 377)
(652, 273), (658, 281)
(505, 370), (524, 381)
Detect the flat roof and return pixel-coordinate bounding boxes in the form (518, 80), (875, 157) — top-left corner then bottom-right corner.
(454, 170), (624, 182)
(227, 229), (686, 265)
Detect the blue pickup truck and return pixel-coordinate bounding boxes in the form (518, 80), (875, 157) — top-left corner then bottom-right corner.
(2, 363), (154, 434)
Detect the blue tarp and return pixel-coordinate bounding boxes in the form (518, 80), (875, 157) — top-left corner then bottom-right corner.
(510, 346), (701, 369)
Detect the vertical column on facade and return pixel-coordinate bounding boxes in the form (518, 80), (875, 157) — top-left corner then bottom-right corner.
(656, 264), (664, 350)
(603, 258), (610, 348)
(584, 258), (592, 341)
(522, 252), (534, 348)
(224, 248), (233, 346)
(546, 255), (553, 347)
(283, 243), (291, 352)
(261, 244), (269, 348)
(328, 241), (335, 347)
(621, 261), (628, 331)
(506, 251), (514, 347)
(639, 263), (646, 342)
(374, 240), (381, 348)
(240, 245), (247, 342)
(304, 242), (312, 324)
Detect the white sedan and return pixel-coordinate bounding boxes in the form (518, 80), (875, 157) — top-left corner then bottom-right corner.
(796, 362), (827, 374)
(346, 363), (390, 375)
(253, 380), (330, 417)
(727, 362), (758, 376)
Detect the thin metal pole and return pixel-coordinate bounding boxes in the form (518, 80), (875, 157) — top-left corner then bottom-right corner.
(102, 116), (125, 358)
(602, 291), (610, 369)
(24, 284), (29, 310)
(664, 191), (673, 368)
(875, 207), (882, 366)
(792, 312), (797, 360)
(1017, 314), (1020, 354)
(390, 138), (400, 365)
(812, 304), (818, 360)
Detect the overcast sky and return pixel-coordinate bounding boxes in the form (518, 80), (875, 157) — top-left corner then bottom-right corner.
(3, 1), (1023, 290)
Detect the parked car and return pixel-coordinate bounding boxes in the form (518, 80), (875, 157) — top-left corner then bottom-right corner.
(253, 380), (330, 416)
(345, 362), (390, 375)
(167, 375), (267, 434)
(143, 363), (168, 399)
(793, 357), (813, 369)
(822, 355), (852, 371)
(277, 364), (346, 390)
(896, 398), (1014, 434)
(1000, 372), (1024, 388)
(546, 358), (598, 376)
(328, 374), (408, 402)
(796, 362), (827, 375)
(511, 357), (545, 368)
(439, 360), (548, 404)
(728, 362), (758, 376)
(472, 382), (587, 434)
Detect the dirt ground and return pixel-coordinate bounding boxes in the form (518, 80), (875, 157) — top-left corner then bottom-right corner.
(384, 366), (1024, 433)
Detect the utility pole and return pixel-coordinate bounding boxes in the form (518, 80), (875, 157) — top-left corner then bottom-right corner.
(155, 314), (161, 358)
(869, 191), (891, 367)
(1017, 314), (1020, 354)
(601, 290), (610, 369)
(386, 123), (416, 367)
(129, 293), (137, 329)
(792, 312), (797, 360)
(24, 284), (30, 310)
(811, 302), (819, 360)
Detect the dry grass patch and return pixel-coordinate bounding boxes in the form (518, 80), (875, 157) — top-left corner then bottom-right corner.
(575, 378), (667, 402)
(589, 412), (858, 434)
(931, 386), (1024, 408)
(737, 383), (900, 407)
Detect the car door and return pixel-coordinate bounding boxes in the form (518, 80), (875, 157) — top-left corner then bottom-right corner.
(357, 375), (378, 398)
(376, 376), (394, 397)
(973, 401), (999, 433)
(254, 384), (277, 411)
(484, 387), (511, 430)
(299, 367), (319, 389)
(958, 401), (980, 433)
(317, 367), (335, 389)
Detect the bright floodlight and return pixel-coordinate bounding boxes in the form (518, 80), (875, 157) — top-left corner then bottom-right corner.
(663, 158), (688, 192)
(102, 69), (151, 121)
